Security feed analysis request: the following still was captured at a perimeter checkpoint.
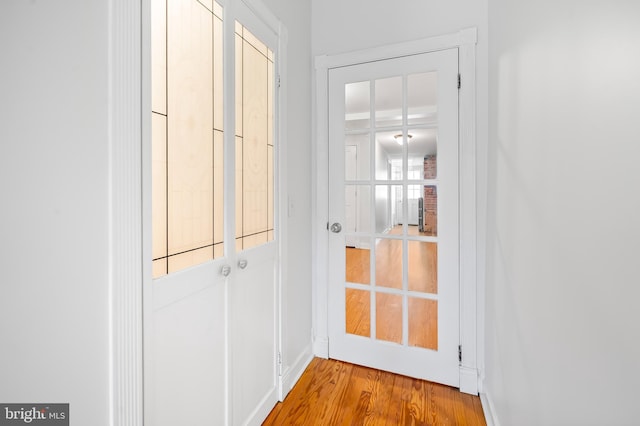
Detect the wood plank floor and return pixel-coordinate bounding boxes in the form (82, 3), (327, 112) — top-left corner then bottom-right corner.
(262, 357), (486, 425)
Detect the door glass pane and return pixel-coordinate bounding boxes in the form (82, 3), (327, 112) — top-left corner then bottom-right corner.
(169, 246), (214, 274)
(408, 241), (437, 294)
(375, 185), (402, 234)
(346, 288), (370, 337)
(345, 185), (371, 236)
(346, 245), (370, 285)
(423, 185), (437, 237)
(235, 23), (275, 251)
(152, 0), (224, 278)
(405, 185), (421, 232)
(408, 297), (437, 350)
(375, 131), (402, 180)
(213, 10), (223, 131)
(408, 72), (437, 126)
(388, 185), (403, 231)
(152, 113), (167, 276)
(376, 292), (402, 344)
(345, 134), (370, 181)
(408, 128), (437, 179)
(375, 238), (402, 289)
(375, 185), (391, 233)
(214, 130), (224, 246)
(151, 0), (166, 115)
(345, 81), (370, 130)
(375, 76), (402, 127)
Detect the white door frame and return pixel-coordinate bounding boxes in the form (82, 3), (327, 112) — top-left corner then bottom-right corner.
(107, 0), (288, 424)
(312, 27), (479, 394)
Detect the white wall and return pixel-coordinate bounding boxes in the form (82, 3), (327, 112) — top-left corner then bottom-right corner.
(312, 0), (486, 58)
(261, 0), (314, 381)
(0, 1), (110, 425)
(485, 1), (640, 424)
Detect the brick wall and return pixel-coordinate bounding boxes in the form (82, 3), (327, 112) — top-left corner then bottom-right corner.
(423, 155), (437, 236)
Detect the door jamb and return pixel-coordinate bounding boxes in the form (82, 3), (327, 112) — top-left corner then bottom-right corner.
(312, 27), (479, 394)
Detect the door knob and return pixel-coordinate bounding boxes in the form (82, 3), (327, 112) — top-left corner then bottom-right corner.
(330, 222), (342, 233)
(220, 265), (231, 277)
(238, 259), (248, 269)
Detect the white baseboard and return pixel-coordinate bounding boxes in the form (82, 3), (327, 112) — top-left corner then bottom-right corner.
(480, 389), (500, 426)
(246, 388), (279, 426)
(278, 345), (314, 401)
(313, 335), (329, 358)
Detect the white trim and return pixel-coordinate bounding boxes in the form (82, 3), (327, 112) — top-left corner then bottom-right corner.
(458, 30), (479, 395)
(222, 4), (236, 425)
(241, 0), (280, 35)
(108, 0), (144, 424)
(313, 27), (479, 392)
(311, 60), (330, 359)
(242, 388), (279, 426)
(276, 21), (289, 403)
(278, 344), (314, 401)
(141, 0), (155, 423)
(313, 335), (329, 359)
(480, 390), (500, 426)
(316, 28), (477, 71)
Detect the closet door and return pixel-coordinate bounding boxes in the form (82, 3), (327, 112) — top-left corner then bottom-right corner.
(148, 0), (281, 425)
(230, 8), (279, 425)
(149, 0), (228, 425)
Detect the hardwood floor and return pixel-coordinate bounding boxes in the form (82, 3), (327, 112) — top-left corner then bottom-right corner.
(282, 225), (480, 424)
(262, 357), (486, 425)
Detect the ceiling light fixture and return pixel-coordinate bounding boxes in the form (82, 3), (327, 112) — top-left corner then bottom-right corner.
(394, 133), (413, 145)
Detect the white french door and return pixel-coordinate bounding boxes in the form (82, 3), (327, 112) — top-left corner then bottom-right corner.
(147, 0), (281, 424)
(327, 49), (461, 387)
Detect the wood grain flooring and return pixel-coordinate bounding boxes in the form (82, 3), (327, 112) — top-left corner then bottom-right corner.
(262, 357), (486, 425)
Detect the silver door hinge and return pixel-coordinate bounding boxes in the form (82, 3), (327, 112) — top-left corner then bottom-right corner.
(458, 345), (462, 363)
(277, 75), (281, 88)
(457, 74), (461, 89)
(277, 352), (283, 376)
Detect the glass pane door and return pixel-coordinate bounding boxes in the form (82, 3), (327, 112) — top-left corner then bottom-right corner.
(328, 48), (460, 386)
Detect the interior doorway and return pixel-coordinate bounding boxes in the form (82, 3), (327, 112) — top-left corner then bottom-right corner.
(314, 28), (479, 394)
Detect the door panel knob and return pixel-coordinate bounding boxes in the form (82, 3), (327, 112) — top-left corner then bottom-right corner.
(238, 259), (248, 269)
(220, 265), (231, 277)
(330, 222), (342, 233)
